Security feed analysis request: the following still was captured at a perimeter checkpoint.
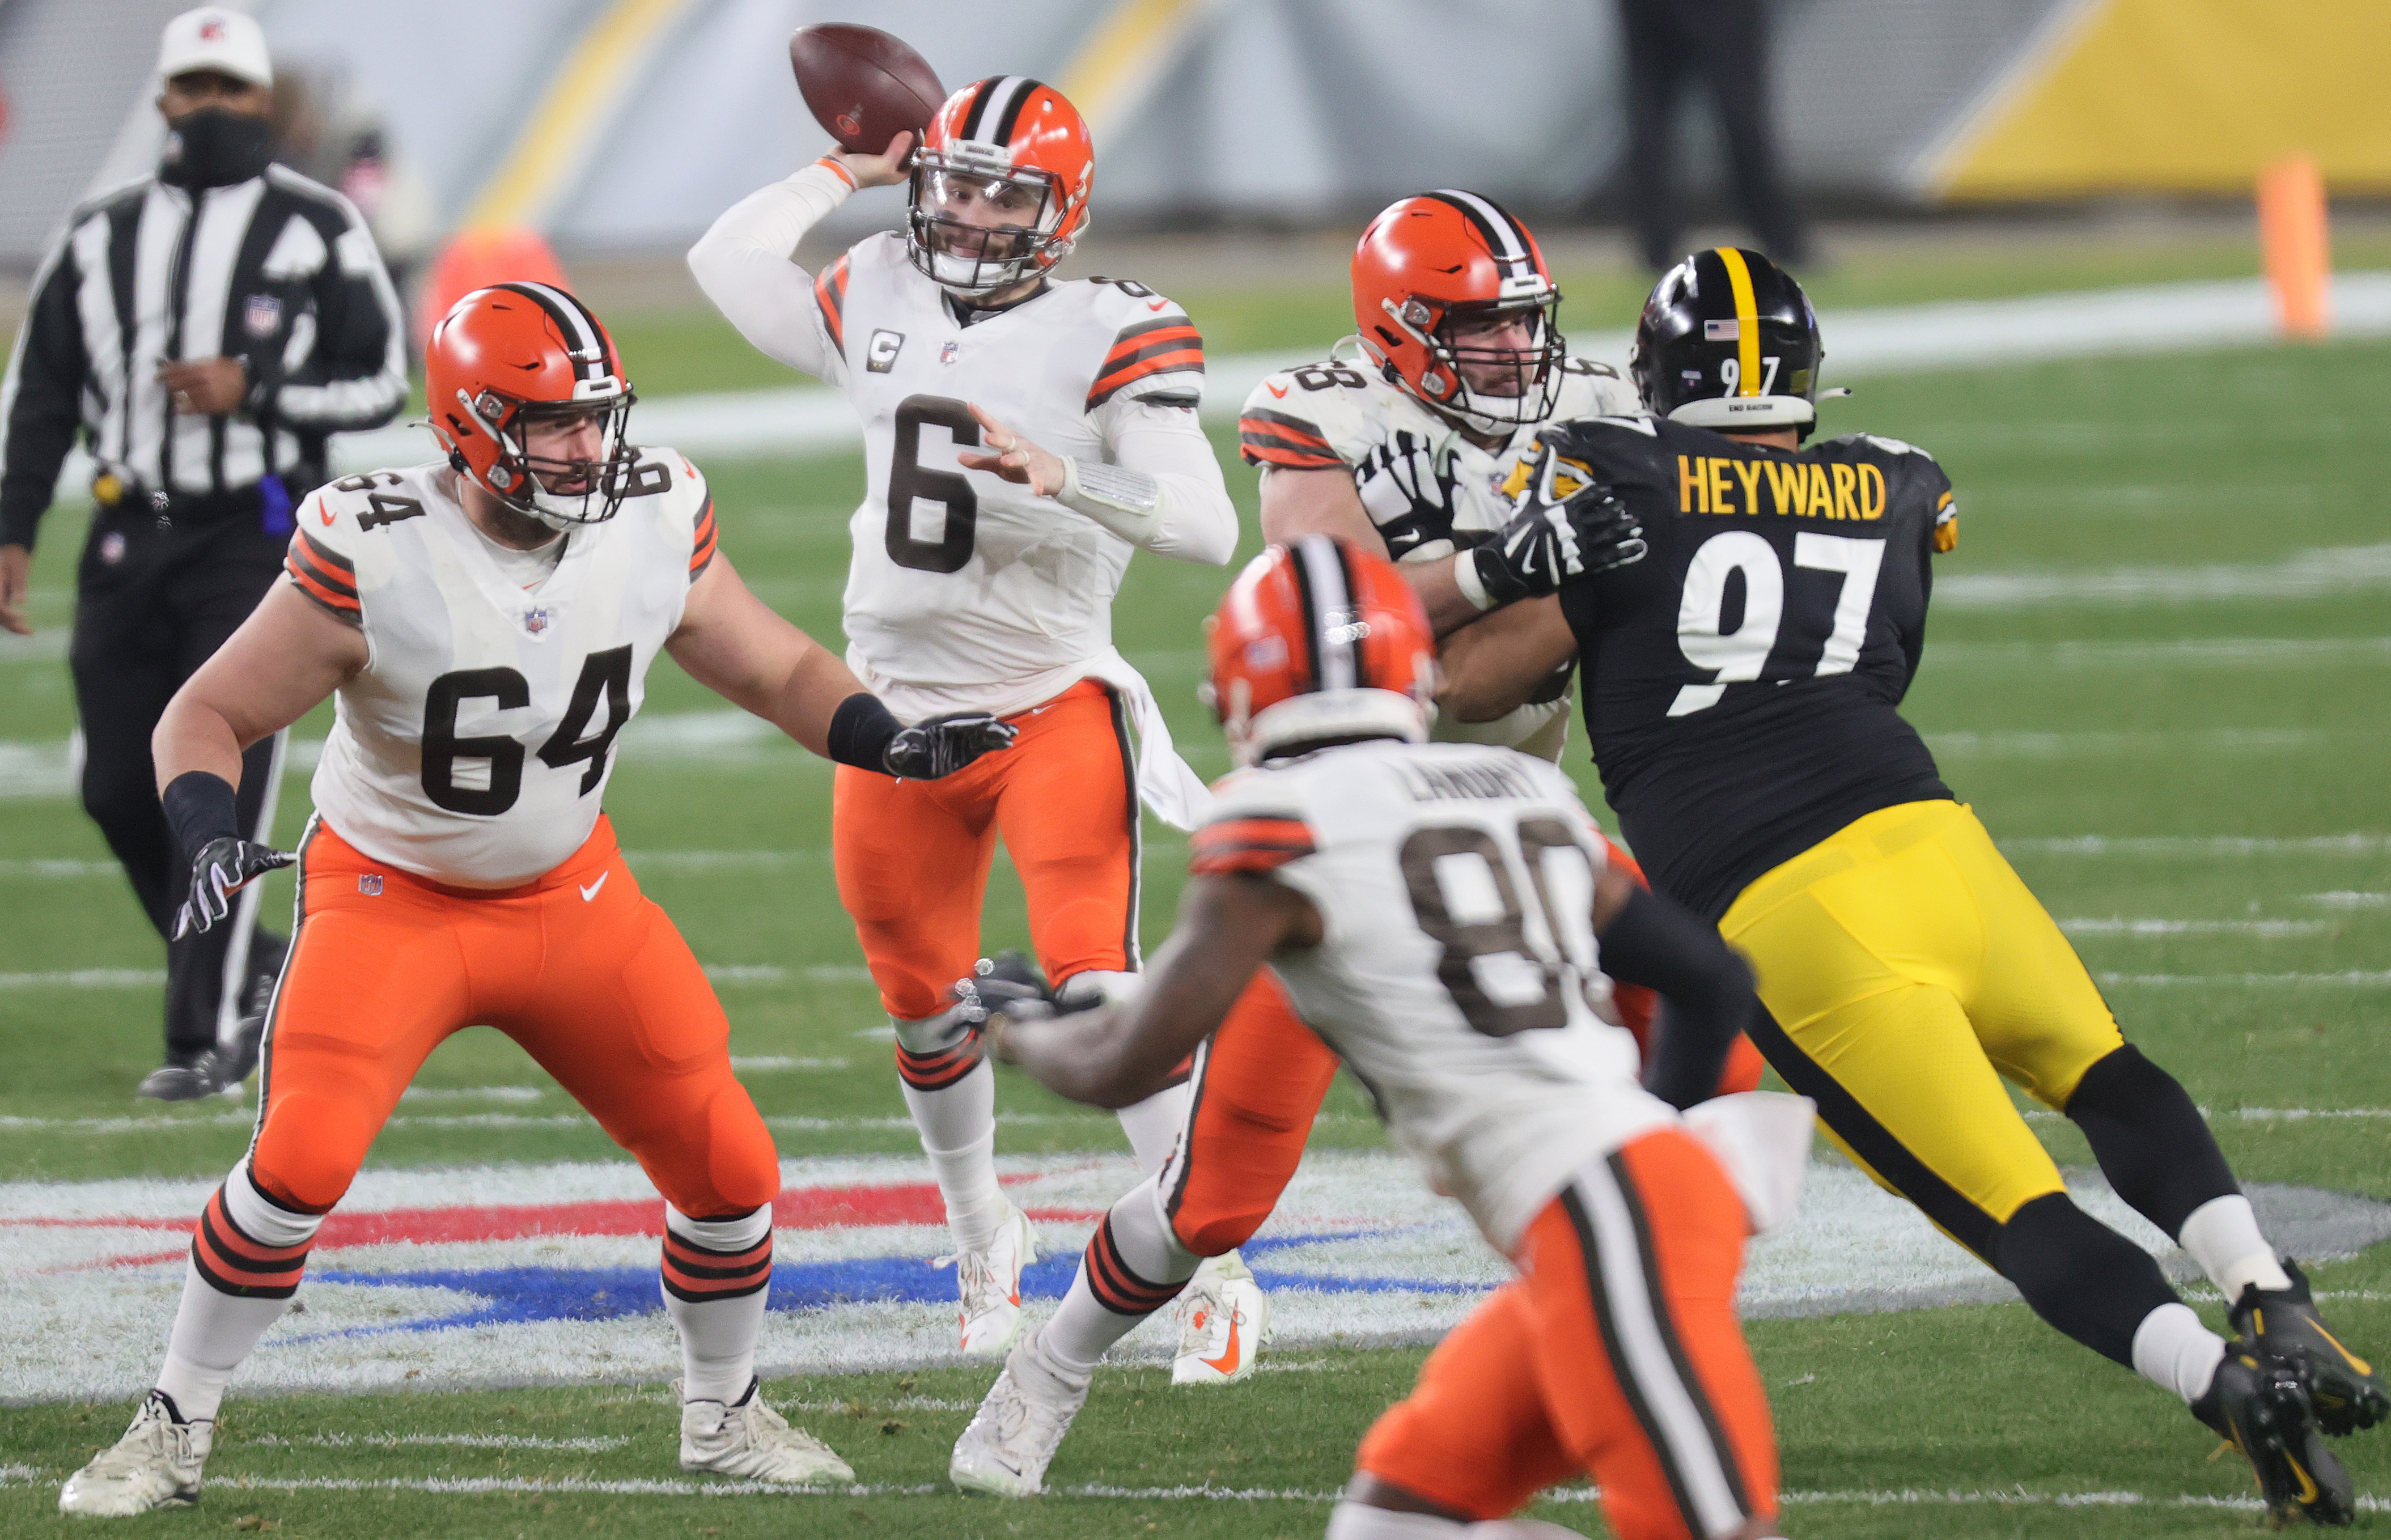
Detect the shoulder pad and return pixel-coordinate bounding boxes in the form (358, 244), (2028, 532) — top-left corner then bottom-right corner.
(1554, 356), (1639, 419)
(312, 466), (436, 540)
(1238, 359), (1387, 469)
(1829, 431), (1938, 462)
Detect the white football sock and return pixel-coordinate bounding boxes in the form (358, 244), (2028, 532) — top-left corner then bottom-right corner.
(2133, 1301), (2229, 1405)
(902, 1058), (1006, 1253)
(156, 1162), (321, 1422)
(1114, 1079), (1190, 1177)
(1325, 1500), (1470, 1538)
(1041, 1176), (1200, 1373)
(663, 1204), (773, 1405)
(2179, 1194), (2294, 1299)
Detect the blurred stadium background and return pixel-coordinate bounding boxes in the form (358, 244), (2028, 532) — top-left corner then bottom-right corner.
(3, 2), (2389, 1537)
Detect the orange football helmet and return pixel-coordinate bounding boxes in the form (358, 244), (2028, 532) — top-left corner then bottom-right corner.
(908, 77), (1095, 296)
(1204, 535), (1439, 767)
(1351, 190), (1566, 437)
(425, 282), (638, 530)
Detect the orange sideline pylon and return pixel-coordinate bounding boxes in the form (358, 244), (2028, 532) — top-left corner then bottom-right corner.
(2257, 155), (2331, 340)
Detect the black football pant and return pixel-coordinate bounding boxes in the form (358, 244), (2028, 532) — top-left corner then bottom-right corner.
(1616, 0), (1811, 272)
(69, 496), (290, 1065)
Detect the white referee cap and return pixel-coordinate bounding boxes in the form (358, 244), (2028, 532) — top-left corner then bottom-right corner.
(156, 7), (272, 88)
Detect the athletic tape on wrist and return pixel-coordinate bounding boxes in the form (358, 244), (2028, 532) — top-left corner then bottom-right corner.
(1452, 549), (1497, 611)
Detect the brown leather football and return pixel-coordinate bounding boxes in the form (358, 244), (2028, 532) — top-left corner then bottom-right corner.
(788, 24), (945, 156)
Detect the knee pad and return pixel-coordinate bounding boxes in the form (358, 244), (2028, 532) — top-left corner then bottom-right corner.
(892, 1005), (973, 1057)
(251, 1093), (369, 1214)
(699, 1085), (781, 1215)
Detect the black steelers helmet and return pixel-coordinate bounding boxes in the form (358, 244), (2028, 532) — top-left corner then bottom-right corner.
(1630, 247), (1822, 434)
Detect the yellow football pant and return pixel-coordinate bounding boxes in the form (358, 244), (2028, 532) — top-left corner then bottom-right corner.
(1719, 799), (2124, 1263)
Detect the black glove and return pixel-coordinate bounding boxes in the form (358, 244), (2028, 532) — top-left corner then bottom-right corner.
(173, 837), (296, 940)
(1466, 442), (1648, 606)
(884, 711), (1018, 779)
(951, 949), (1058, 1030)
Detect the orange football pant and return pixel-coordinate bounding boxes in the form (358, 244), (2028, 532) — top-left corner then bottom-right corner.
(1356, 1127), (1779, 1539)
(834, 679), (1139, 1025)
(246, 815), (778, 1219)
(1159, 837), (1762, 1259)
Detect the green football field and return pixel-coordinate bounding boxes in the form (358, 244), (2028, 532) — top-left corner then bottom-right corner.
(1, 282), (2388, 1536)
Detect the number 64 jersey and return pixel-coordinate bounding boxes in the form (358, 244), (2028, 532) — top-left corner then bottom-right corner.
(1193, 739), (1674, 1254)
(283, 451), (715, 888)
(1549, 415), (1962, 922)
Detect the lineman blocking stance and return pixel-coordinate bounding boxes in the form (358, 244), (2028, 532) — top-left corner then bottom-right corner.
(969, 537), (1801, 1540)
(1440, 248), (2387, 1526)
(690, 79), (1240, 1361)
(57, 284), (1012, 1517)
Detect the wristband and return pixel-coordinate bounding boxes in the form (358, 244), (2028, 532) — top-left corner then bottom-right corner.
(825, 691), (901, 771)
(1452, 549), (1497, 612)
(809, 156), (859, 192)
(162, 771), (240, 861)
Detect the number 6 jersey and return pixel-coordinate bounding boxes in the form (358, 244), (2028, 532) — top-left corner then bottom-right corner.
(283, 450), (715, 888)
(1193, 739), (1674, 1254)
(1549, 415), (1961, 920)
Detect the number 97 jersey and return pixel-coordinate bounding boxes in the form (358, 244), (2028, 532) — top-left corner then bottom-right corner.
(1550, 416), (1961, 921)
(1194, 739), (1673, 1254)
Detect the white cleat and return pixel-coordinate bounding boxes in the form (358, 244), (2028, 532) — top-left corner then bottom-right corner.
(1171, 1251), (1271, 1385)
(678, 1377), (854, 1485)
(949, 1330), (1091, 1497)
(58, 1391), (212, 1517)
(938, 1201), (1038, 1358)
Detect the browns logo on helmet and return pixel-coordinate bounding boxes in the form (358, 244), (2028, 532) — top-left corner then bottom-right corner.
(1350, 190), (1567, 438)
(1630, 247), (1823, 434)
(425, 283), (641, 530)
(907, 77), (1094, 296)
(1203, 535), (1439, 767)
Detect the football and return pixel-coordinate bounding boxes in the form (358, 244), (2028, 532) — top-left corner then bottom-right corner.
(788, 23), (945, 156)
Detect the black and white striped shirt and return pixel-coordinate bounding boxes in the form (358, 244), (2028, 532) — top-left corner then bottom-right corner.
(0, 163), (407, 548)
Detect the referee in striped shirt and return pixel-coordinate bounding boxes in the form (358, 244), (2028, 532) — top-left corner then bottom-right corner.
(0, 9), (406, 1099)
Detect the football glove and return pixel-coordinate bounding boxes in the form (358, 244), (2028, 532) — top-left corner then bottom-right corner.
(1465, 442), (1647, 607)
(1353, 430), (1459, 557)
(884, 711), (1017, 779)
(172, 837), (296, 940)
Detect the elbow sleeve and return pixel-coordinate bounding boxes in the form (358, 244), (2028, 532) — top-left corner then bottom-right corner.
(1600, 885), (1757, 1110)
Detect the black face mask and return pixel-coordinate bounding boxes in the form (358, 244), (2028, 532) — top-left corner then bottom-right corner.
(161, 108), (273, 189)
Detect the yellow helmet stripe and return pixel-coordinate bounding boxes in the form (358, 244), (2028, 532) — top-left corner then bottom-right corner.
(1715, 247), (1762, 395)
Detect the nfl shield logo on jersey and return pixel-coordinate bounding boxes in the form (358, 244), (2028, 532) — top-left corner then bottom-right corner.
(940, 340), (960, 366)
(244, 294), (281, 338)
(524, 607), (550, 635)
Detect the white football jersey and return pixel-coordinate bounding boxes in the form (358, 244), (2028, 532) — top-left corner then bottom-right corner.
(1238, 351), (1638, 756)
(811, 233), (1206, 719)
(1190, 739), (1674, 1251)
(284, 450), (715, 887)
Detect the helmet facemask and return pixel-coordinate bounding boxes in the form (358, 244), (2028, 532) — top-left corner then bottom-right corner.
(1378, 279), (1567, 438)
(906, 147), (1072, 297)
(455, 387), (639, 532)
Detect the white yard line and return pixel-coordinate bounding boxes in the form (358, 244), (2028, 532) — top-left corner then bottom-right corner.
(2057, 918), (2330, 937)
(0, 968), (164, 989)
(1936, 542), (2391, 609)
(2094, 970), (2391, 987)
(2005, 834), (2391, 856)
(1929, 637), (2391, 669)
(0, 1110), (1117, 1134)
(2311, 892), (2390, 909)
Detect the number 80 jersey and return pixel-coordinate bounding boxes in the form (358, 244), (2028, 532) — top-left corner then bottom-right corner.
(1194, 739), (1674, 1254)
(285, 452), (715, 889)
(1550, 415), (1960, 921)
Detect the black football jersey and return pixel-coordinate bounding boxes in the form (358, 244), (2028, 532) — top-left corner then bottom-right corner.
(1553, 416), (1960, 919)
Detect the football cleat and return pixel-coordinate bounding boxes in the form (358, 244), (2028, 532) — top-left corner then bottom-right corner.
(135, 1060), (219, 1102)
(937, 1200), (1038, 1357)
(58, 1390), (211, 1516)
(2191, 1347), (2354, 1528)
(1171, 1253), (1272, 1386)
(678, 1377), (853, 1484)
(2231, 1259), (2389, 1437)
(949, 1330), (1091, 1497)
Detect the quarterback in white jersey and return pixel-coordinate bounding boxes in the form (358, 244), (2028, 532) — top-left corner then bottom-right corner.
(688, 77), (1239, 1357)
(956, 538), (1804, 1538)
(57, 283), (1014, 1518)
(1242, 190), (1644, 761)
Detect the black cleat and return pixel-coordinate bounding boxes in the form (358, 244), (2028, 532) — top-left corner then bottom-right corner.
(2233, 1259), (2389, 1437)
(2193, 1346), (2355, 1528)
(135, 1060), (218, 1102)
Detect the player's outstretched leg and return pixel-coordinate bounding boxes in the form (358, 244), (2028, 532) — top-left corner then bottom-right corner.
(2067, 1043), (2388, 1436)
(903, 1035), (1037, 1357)
(59, 1160), (320, 1517)
(659, 1203), (854, 1484)
(951, 1175), (1197, 1495)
